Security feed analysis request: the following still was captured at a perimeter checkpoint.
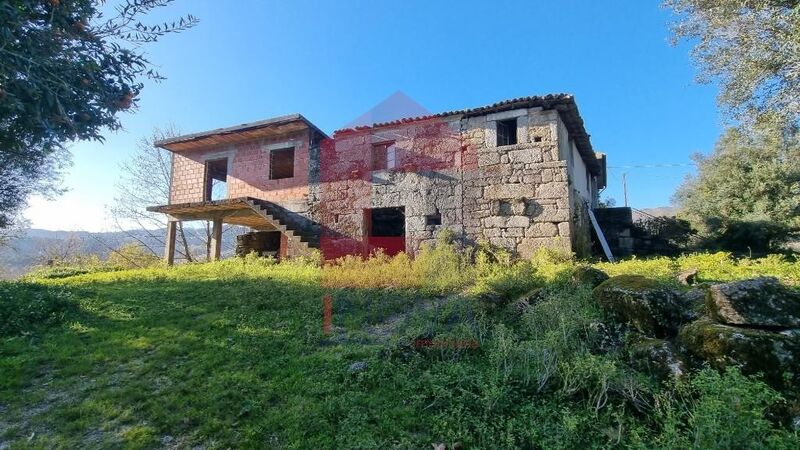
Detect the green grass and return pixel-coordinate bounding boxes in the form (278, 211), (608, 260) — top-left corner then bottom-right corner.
(1, 252), (798, 449)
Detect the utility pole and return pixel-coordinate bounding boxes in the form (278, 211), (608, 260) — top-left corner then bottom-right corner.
(622, 172), (629, 207)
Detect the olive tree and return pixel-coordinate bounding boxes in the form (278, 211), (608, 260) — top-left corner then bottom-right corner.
(0, 0), (197, 229)
(665, 0), (800, 125)
(674, 118), (800, 252)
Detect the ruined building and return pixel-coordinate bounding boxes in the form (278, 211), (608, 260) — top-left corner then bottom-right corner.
(148, 94), (607, 262)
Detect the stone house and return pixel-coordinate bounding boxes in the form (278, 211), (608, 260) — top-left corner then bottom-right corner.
(148, 94), (606, 262)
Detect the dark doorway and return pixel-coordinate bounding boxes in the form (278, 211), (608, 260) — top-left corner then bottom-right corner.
(365, 207), (405, 256)
(205, 158), (228, 201)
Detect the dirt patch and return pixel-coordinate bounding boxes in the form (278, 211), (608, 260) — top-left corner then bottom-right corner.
(364, 296), (451, 341)
(1, 369), (94, 447)
(318, 296), (454, 347)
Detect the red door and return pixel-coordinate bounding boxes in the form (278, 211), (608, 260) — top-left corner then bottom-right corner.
(364, 207), (405, 256)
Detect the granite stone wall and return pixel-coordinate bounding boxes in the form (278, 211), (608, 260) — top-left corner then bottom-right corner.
(319, 107), (595, 258)
(458, 108), (575, 257)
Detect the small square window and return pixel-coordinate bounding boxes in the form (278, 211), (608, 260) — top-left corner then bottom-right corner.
(425, 210), (442, 226)
(496, 118), (517, 146)
(497, 200), (513, 216)
(270, 147), (294, 180)
(371, 142), (396, 171)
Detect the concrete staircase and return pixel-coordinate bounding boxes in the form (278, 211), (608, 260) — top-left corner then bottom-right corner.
(245, 198), (320, 250)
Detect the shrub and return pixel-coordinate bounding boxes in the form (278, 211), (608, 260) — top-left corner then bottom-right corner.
(0, 282), (76, 336)
(106, 242), (161, 269)
(634, 216), (696, 255)
(654, 367), (795, 449)
(322, 231), (474, 294)
(702, 219), (795, 256)
(471, 251), (539, 301)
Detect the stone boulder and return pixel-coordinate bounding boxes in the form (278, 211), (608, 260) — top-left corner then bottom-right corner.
(571, 266), (610, 288)
(593, 275), (699, 337)
(678, 318), (800, 389)
(676, 268), (698, 285)
(707, 277), (800, 328)
(510, 288), (547, 316)
(627, 337), (685, 380)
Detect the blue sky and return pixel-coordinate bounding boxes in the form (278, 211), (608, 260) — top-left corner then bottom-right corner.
(25, 0), (721, 231)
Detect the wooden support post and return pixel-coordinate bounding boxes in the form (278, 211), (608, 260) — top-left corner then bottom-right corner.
(211, 218), (223, 261)
(164, 221), (177, 265)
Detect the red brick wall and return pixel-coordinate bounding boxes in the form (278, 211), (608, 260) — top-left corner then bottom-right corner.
(169, 130), (312, 205)
(170, 151), (205, 204)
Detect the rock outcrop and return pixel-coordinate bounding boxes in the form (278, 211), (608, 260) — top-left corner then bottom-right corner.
(592, 275), (699, 338)
(706, 277), (800, 328)
(677, 319), (800, 389)
(676, 268), (698, 285)
(592, 272), (800, 390)
(571, 266), (609, 288)
(627, 337), (685, 380)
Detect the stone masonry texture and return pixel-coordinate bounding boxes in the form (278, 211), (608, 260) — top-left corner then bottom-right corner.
(168, 105), (600, 259)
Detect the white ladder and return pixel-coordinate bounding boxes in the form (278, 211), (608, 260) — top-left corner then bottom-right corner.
(587, 207), (615, 262)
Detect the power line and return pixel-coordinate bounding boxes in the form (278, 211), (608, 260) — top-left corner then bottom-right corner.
(607, 163), (695, 169)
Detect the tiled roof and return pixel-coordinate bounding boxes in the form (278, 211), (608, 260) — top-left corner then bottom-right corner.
(334, 93), (601, 174)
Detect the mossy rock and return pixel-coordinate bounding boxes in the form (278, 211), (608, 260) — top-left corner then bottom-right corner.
(676, 268), (698, 285)
(707, 277), (800, 328)
(571, 266), (610, 288)
(592, 275), (698, 338)
(683, 288), (709, 317)
(627, 336), (685, 380)
(677, 318), (800, 390)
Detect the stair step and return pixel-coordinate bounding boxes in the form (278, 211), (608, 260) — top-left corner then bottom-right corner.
(249, 199), (320, 249)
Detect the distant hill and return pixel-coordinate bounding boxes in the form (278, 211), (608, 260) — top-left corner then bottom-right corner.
(0, 227), (243, 279)
(632, 206), (679, 222)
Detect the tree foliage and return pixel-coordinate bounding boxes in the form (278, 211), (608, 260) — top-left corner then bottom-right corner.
(674, 118), (800, 252)
(0, 0), (197, 229)
(665, 0), (800, 124)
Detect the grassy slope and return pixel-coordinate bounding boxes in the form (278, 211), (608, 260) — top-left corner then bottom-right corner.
(1, 253), (799, 449)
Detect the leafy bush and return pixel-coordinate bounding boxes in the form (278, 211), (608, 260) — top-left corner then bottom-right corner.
(106, 242), (161, 269)
(322, 231), (474, 294)
(701, 219), (795, 256)
(654, 368), (795, 449)
(0, 282), (75, 336)
(634, 215), (696, 255)
(471, 250), (540, 300)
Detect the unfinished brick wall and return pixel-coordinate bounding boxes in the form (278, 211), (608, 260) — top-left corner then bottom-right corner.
(169, 130), (313, 214)
(170, 151), (205, 204)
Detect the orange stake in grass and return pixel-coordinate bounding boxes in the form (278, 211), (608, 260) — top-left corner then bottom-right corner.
(322, 295), (332, 335)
